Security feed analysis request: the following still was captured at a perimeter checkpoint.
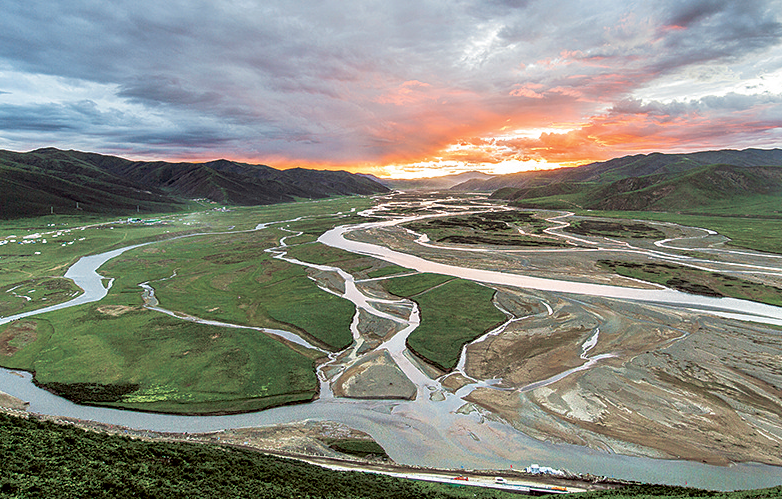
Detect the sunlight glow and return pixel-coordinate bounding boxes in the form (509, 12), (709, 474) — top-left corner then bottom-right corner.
(379, 157), (562, 179)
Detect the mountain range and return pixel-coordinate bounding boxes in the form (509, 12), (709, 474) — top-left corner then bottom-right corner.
(4, 147), (782, 219)
(0, 148), (389, 218)
(454, 148), (782, 214)
(369, 171), (495, 190)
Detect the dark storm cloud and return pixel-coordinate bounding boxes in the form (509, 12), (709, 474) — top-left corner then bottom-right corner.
(656, 0), (782, 63)
(0, 101), (122, 132)
(118, 77), (224, 107)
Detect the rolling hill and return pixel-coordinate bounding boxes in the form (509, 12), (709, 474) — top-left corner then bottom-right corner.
(479, 149), (782, 215)
(453, 149), (782, 192)
(373, 171), (495, 191)
(0, 148), (389, 218)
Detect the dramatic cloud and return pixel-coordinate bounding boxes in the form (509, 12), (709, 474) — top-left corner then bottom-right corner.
(0, 0), (781, 176)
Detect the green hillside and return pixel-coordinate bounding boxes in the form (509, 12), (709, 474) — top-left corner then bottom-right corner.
(0, 149), (183, 218)
(0, 148), (389, 219)
(494, 164), (782, 216)
(458, 148), (782, 193)
(0, 413), (515, 498)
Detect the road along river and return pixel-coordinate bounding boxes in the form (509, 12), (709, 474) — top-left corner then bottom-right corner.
(3, 200), (782, 490)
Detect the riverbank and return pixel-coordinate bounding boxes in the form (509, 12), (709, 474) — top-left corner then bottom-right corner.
(0, 405), (617, 494)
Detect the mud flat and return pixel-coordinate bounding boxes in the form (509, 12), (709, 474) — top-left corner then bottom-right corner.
(341, 195), (782, 468)
(463, 288), (782, 467)
(332, 350), (417, 400)
(0, 390), (28, 410)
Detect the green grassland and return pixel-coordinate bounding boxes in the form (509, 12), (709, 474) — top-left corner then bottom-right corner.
(564, 220), (667, 240)
(598, 260), (782, 306)
(0, 277), (82, 318)
(283, 241), (378, 275)
(403, 211), (569, 248)
(382, 273), (454, 298)
(0, 219), (187, 316)
(324, 438), (389, 460)
(1, 299), (320, 414)
(383, 274), (506, 371)
(103, 230), (355, 352)
(587, 210), (782, 255)
(0, 198), (380, 413)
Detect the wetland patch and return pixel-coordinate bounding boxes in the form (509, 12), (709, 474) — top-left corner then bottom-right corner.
(403, 212), (568, 248)
(599, 260), (782, 306)
(565, 220), (666, 239)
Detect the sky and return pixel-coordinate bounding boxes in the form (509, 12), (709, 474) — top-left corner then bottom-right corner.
(1, 1), (781, 178)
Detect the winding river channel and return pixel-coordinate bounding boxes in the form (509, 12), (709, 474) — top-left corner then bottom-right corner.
(3, 199), (782, 491)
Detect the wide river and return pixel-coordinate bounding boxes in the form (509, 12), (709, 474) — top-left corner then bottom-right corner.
(2, 205), (782, 491)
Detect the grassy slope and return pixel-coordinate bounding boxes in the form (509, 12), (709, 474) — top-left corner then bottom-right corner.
(383, 274), (506, 371)
(0, 148), (389, 218)
(0, 413), (516, 499)
(504, 165), (782, 219)
(0, 150), (184, 219)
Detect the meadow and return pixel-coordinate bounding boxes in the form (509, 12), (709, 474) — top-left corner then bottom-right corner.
(598, 260), (782, 306)
(7, 192), (782, 415)
(382, 274), (506, 371)
(403, 211), (569, 248)
(0, 198), (376, 413)
(586, 210), (782, 255)
(1, 194), (516, 411)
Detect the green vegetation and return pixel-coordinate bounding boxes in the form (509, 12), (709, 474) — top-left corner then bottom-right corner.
(0, 148), (388, 219)
(0, 198), (382, 413)
(0, 277), (82, 318)
(403, 211), (568, 248)
(325, 438), (389, 460)
(576, 483), (782, 499)
(589, 211), (782, 255)
(103, 229), (355, 352)
(0, 412), (515, 499)
(34, 382), (141, 403)
(367, 264), (413, 279)
(487, 151), (782, 217)
(382, 273), (454, 298)
(565, 220), (666, 239)
(383, 274), (506, 371)
(598, 260), (782, 306)
(0, 218), (191, 316)
(1, 306), (319, 413)
(283, 242), (376, 275)
(4, 412), (781, 498)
